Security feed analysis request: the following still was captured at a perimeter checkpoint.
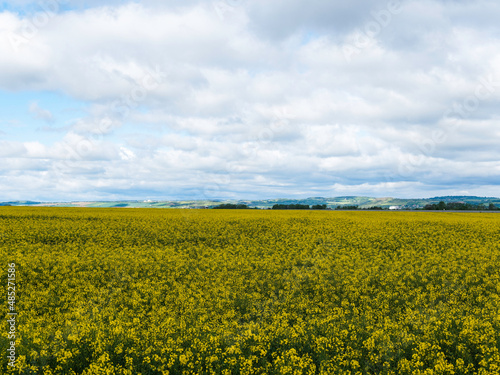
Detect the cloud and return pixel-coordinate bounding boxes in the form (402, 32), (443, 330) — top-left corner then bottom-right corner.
(29, 102), (54, 122)
(0, 0), (500, 200)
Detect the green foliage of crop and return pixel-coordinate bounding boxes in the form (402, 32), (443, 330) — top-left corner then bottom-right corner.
(1, 208), (500, 374)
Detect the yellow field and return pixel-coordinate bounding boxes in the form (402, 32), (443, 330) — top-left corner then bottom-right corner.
(1, 207), (500, 374)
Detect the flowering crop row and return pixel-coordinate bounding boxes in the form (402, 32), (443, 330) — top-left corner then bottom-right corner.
(1, 208), (499, 374)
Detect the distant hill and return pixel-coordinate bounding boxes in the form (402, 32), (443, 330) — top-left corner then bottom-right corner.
(1, 196), (500, 209)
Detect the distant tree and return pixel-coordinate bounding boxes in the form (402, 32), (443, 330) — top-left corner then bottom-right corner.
(213, 204), (248, 209)
(424, 201), (496, 211)
(446, 202), (466, 210)
(312, 204), (327, 210)
(336, 205), (358, 210)
(272, 204), (310, 210)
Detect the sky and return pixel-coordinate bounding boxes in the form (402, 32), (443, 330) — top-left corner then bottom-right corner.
(1, 0), (500, 202)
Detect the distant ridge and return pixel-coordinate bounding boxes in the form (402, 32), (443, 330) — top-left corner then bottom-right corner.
(430, 195), (499, 200)
(1, 196), (500, 209)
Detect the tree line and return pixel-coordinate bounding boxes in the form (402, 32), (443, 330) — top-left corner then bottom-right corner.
(424, 201), (499, 210)
(272, 204), (326, 210)
(210, 202), (500, 211)
(212, 204), (250, 209)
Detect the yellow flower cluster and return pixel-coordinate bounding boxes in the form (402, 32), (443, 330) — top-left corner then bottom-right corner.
(1, 207), (500, 374)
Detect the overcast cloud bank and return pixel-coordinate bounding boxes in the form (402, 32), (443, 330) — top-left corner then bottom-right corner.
(1, 0), (500, 201)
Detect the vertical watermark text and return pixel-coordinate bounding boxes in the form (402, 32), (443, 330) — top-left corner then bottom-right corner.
(6, 263), (17, 369)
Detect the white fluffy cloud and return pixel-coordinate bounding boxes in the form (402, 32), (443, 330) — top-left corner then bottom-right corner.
(1, 0), (500, 201)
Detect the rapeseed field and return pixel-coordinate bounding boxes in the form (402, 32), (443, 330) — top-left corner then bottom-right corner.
(1, 207), (499, 374)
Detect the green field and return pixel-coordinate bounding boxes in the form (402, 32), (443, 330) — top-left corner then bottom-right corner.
(1, 207), (500, 374)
